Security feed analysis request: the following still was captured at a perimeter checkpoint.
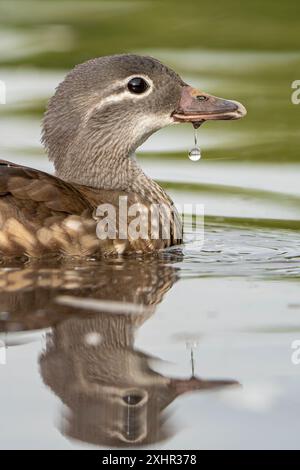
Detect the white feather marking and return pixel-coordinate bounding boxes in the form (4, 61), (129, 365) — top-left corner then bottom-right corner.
(83, 74), (154, 124)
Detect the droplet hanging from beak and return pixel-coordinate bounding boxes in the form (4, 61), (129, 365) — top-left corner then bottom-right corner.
(188, 122), (202, 162)
(188, 146), (201, 161)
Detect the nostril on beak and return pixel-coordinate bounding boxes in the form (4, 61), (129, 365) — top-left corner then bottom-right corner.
(196, 95), (208, 101)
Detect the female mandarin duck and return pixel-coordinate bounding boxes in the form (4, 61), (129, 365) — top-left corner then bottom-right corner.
(0, 55), (246, 257)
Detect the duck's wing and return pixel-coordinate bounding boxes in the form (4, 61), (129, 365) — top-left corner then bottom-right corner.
(0, 160), (97, 257)
(0, 160), (182, 258)
(75, 184), (183, 252)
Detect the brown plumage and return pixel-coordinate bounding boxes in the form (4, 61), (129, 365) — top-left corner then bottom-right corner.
(0, 160), (180, 257)
(0, 55), (246, 258)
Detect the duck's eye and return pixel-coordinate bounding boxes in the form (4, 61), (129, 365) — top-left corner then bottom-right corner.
(196, 95), (208, 101)
(127, 77), (149, 94)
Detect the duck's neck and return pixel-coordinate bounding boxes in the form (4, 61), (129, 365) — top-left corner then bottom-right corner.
(55, 151), (171, 206)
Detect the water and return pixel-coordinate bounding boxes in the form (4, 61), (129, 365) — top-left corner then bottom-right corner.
(188, 127), (202, 161)
(0, 0), (300, 450)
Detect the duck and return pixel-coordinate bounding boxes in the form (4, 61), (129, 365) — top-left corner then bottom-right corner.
(0, 54), (246, 258)
(40, 312), (238, 446)
(0, 255), (238, 446)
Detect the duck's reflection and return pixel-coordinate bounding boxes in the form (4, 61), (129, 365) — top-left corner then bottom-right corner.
(0, 257), (239, 447)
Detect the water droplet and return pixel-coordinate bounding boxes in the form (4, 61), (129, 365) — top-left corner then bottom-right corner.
(188, 126), (202, 161)
(188, 147), (201, 161)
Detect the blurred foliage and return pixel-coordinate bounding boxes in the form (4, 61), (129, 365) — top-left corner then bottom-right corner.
(0, 0), (299, 69)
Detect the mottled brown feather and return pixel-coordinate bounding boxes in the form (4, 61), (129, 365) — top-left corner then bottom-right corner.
(0, 160), (182, 257)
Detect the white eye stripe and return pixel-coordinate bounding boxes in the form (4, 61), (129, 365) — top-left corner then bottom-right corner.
(105, 74), (153, 101)
(83, 75), (153, 124)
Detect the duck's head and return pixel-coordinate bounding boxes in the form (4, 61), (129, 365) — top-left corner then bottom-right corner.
(43, 54), (246, 189)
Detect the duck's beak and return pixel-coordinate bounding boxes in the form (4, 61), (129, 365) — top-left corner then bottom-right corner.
(172, 86), (247, 123)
